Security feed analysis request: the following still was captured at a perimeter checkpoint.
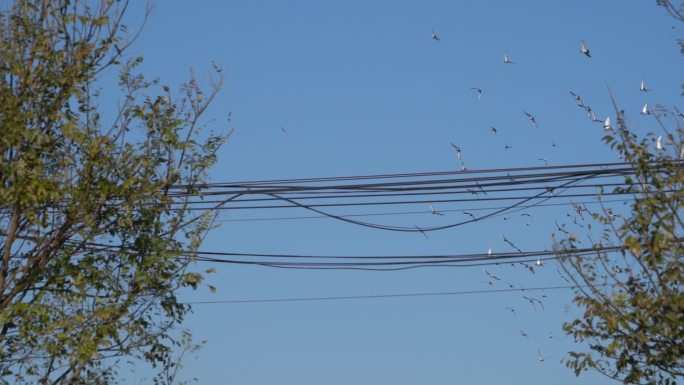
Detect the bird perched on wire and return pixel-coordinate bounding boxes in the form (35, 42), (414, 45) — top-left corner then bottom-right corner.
(580, 39), (591, 57)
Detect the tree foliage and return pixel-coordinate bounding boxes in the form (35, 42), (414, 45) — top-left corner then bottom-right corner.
(556, 4), (684, 382)
(0, 1), (226, 383)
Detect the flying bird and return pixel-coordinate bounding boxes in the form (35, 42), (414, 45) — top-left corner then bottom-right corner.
(538, 158), (549, 167)
(523, 111), (538, 127)
(428, 202), (444, 216)
(431, 30), (440, 41)
(463, 211), (476, 220)
(537, 349), (550, 362)
(656, 135), (664, 151)
(505, 142), (513, 150)
(280, 125), (289, 137)
(588, 108), (601, 123)
(640, 80), (648, 92)
(569, 91), (585, 107)
(450, 143), (462, 160)
(603, 117), (613, 131)
(414, 225), (429, 239)
(580, 40), (591, 57)
(641, 103), (650, 115)
(490, 126), (498, 135)
(674, 106), (684, 118)
(520, 330), (529, 338)
(521, 262), (535, 274)
(504, 51), (515, 64)
(484, 269), (501, 281)
(505, 307), (516, 317)
(471, 87), (483, 100)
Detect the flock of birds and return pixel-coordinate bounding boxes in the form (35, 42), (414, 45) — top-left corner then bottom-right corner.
(426, 31), (676, 363)
(241, 30), (681, 365)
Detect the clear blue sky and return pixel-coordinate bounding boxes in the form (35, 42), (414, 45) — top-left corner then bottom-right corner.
(117, 1), (682, 384)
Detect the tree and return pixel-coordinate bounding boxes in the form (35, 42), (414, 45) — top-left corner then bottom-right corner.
(0, 1), (226, 383)
(556, 4), (684, 384)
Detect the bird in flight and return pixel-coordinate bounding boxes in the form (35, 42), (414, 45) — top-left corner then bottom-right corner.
(641, 103), (650, 115)
(463, 211), (476, 220)
(674, 106), (684, 118)
(538, 158), (548, 167)
(280, 125), (290, 137)
(656, 135), (664, 151)
(505, 142), (513, 150)
(640, 80), (648, 92)
(432, 30), (440, 41)
(414, 225), (429, 239)
(537, 349), (550, 362)
(603, 117), (613, 131)
(450, 143), (462, 160)
(505, 307), (516, 317)
(580, 40), (591, 57)
(523, 111), (538, 127)
(520, 330), (529, 338)
(569, 91), (585, 107)
(471, 87), (483, 100)
(428, 202), (444, 216)
(484, 269), (501, 281)
(504, 51), (515, 64)
(490, 126), (498, 135)
(521, 262), (535, 274)
(587, 108), (601, 123)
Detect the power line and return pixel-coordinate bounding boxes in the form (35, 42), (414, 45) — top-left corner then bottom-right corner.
(184, 283), (612, 305)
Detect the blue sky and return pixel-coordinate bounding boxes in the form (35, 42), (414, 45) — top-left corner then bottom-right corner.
(116, 1), (681, 384)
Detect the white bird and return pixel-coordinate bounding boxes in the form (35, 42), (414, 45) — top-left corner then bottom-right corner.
(538, 349), (550, 362)
(603, 117), (613, 131)
(484, 269), (501, 281)
(656, 135), (664, 151)
(504, 51), (515, 64)
(641, 103), (650, 115)
(431, 30), (440, 41)
(450, 142), (462, 160)
(580, 40), (591, 57)
(488, 246), (493, 256)
(428, 202), (444, 216)
(471, 87), (483, 99)
(640, 80), (648, 92)
(536, 256), (544, 267)
(523, 111), (538, 127)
